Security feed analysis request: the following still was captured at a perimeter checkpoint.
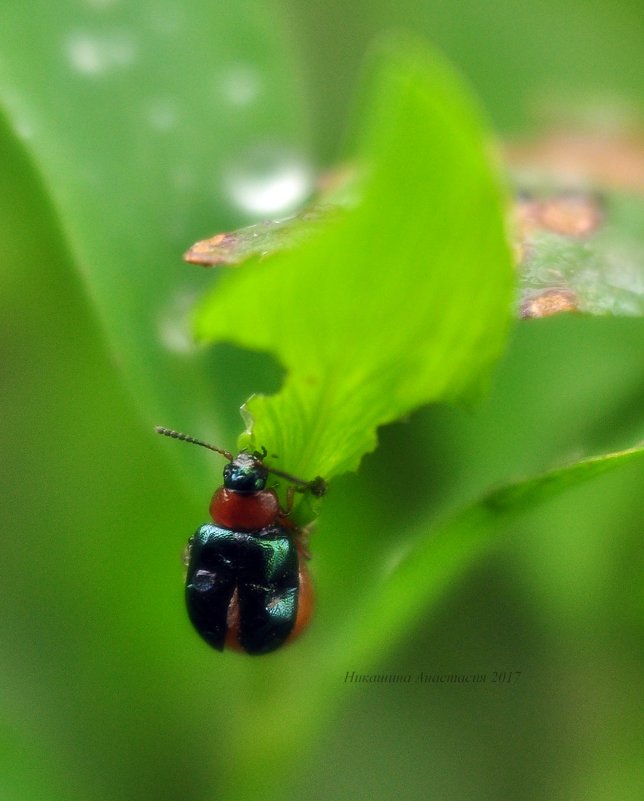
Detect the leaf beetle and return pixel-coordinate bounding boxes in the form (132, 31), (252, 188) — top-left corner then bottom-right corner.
(155, 427), (326, 655)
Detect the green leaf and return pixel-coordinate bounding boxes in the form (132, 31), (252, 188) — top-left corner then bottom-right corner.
(341, 444), (644, 668)
(516, 187), (644, 318)
(0, 0), (310, 487)
(196, 38), (514, 484)
(260, 444), (644, 778)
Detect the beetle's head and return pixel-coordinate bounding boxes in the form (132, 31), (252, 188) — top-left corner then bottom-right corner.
(223, 451), (268, 493)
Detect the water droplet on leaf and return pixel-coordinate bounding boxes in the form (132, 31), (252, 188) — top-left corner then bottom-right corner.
(223, 145), (313, 216)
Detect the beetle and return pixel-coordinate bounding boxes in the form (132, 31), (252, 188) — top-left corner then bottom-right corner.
(155, 426), (326, 655)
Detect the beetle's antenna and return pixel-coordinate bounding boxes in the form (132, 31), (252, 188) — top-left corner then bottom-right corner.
(156, 426), (326, 494)
(155, 427), (233, 461)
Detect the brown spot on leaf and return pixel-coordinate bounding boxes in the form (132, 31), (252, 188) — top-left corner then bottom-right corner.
(537, 194), (602, 236)
(512, 191), (603, 267)
(513, 192), (602, 238)
(520, 289), (578, 319)
(183, 232), (241, 266)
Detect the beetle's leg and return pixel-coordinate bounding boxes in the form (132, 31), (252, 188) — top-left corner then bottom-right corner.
(290, 475), (327, 498)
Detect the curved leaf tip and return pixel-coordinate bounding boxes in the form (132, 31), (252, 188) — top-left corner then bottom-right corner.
(195, 40), (514, 483)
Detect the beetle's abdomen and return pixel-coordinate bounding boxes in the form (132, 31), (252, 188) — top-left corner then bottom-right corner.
(185, 523), (299, 655)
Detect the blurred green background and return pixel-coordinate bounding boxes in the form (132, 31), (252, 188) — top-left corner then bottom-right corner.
(1, 1), (643, 800)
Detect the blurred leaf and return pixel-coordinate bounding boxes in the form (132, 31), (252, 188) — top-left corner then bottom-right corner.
(0, 0), (310, 486)
(195, 38), (514, 485)
(305, 444), (644, 722)
(182, 166), (357, 265)
(510, 131), (644, 317)
(190, 131), (644, 321)
(515, 187), (644, 318)
(184, 205), (335, 266)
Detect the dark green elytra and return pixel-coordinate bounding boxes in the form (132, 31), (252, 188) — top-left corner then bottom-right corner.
(185, 523), (299, 655)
